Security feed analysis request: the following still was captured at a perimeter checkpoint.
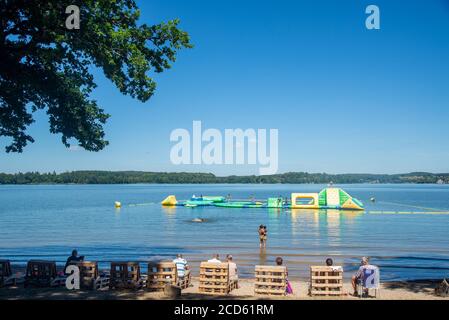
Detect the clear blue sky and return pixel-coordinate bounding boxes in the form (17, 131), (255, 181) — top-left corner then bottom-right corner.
(1, 0), (449, 175)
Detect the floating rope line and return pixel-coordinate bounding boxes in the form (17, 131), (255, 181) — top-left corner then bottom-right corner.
(369, 210), (449, 215)
(127, 202), (156, 207)
(377, 201), (447, 212)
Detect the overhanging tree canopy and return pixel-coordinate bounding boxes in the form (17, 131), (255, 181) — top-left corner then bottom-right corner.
(0, 0), (192, 152)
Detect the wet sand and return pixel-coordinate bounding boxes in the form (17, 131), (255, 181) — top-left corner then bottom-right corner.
(0, 278), (445, 300)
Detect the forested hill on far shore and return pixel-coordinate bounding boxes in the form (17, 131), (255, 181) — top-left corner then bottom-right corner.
(0, 171), (448, 185)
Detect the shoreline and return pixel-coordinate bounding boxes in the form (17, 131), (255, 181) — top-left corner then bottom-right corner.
(0, 278), (445, 300)
(1, 171), (448, 185)
(1, 182), (448, 185)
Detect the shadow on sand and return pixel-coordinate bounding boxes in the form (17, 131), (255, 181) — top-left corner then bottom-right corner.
(382, 279), (440, 295)
(0, 287), (260, 300)
(0, 279), (444, 300)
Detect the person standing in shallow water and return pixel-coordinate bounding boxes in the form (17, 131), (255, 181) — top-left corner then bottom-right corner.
(263, 225), (267, 245)
(258, 225), (267, 248)
(258, 225), (264, 248)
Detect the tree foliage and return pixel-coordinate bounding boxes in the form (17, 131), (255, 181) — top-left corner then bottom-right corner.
(0, 0), (192, 152)
(1, 171), (448, 185)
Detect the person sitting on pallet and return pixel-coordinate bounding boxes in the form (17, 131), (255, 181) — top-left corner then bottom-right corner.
(64, 249), (84, 273)
(325, 257), (343, 271)
(173, 254), (190, 279)
(226, 254), (239, 289)
(276, 257), (293, 295)
(207, 254), (221, 263)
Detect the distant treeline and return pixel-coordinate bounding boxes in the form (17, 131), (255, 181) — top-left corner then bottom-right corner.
(0, 171), (448, 184)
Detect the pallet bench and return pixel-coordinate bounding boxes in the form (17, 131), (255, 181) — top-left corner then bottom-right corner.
(109, 262), (142, 290)
(147, 261), (178, 291)
(75, 261), (109, 290)
(0, 260), (12, 287)
(254, 265), (288, 296)
(199, 262), (232, 295)
(24, 260), (57, 288)
(309, 266), (344, 296)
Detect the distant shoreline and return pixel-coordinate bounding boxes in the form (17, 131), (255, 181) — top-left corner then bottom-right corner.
(1, 171), (448, 185)
(1, 182), (449, 186)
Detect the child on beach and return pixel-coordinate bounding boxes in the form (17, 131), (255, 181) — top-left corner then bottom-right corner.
(276, 256), (293, 295)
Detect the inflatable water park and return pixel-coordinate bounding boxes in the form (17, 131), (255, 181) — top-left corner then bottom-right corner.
(161, 187), (364, 210)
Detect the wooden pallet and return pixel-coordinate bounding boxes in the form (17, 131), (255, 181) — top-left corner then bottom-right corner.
(74, 261), (110, 290)
(229, 279), (238, 290)
(254, 265), (287, 296)
(199, 262), (230, 295)
(147, 261), (178, 291)
(0, 260), (12, 287)
(24, 260), (57, 288)
(109, 262), (141, 290)
(310, 266), (344, 296)
(178, 270), (191, 290)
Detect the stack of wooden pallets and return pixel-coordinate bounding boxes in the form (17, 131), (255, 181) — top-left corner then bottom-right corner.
(309, 266), (344, 296)
(147, 261), (178, 291)
(177, 270), (191, 290)
(74, 261), (109, 290)
(254, 265), (287, 296)
(199, 262), (230, 295)
(0, 260), (12, 287)
(109, 261), (141, 290)
(24, 260), (57, 288)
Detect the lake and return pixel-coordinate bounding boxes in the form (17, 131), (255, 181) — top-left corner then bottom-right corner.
(1, 184), (449, 281)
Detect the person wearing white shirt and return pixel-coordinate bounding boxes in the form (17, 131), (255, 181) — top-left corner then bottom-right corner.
(352, 256), (376, 295)
(207, 254), (221, 263)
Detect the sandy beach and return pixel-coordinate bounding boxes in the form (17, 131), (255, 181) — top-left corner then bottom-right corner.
(0, 278), (446, 300)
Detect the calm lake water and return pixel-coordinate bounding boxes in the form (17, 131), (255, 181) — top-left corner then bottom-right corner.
(1, 184), (449, 281)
